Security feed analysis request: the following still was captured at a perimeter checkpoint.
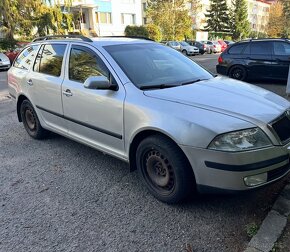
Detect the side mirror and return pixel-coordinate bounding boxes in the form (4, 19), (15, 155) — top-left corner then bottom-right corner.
(84, 76), (117, 90)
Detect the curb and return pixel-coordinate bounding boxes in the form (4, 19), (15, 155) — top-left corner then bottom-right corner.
(244, 183), (290, 252)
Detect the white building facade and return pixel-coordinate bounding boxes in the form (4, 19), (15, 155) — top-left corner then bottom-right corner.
(59, 0), (143, 36)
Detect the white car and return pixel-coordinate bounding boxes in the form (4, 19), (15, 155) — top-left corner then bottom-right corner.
(179, 42), (199, 56)
(0, 53), (11, 70)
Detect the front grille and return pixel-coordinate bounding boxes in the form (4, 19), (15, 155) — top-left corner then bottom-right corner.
(267, 164), (290, 182)
(271, 113), (290, 143)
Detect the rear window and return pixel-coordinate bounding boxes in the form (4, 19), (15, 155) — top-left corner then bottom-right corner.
(228, 44), (247, 54)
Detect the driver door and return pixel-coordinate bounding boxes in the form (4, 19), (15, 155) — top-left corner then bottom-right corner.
(61, 44), (126, 158)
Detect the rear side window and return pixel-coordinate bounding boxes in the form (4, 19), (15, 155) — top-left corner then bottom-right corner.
(250, 42), (272, 55)
(33, 44), (66, 77)
(274, 42), (290, 55)
(14, 45), (39, 70)
(228, 44), (247, 54)
(69, 45), (109, 83)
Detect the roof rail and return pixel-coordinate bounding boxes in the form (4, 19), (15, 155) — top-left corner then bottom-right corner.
(101, 36), (154, 41)
(32, 35), (93, 42)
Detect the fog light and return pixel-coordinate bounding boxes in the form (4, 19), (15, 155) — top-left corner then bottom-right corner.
(244, 173), (267, 187)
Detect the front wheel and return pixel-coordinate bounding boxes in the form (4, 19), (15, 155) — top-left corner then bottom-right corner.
(182, 50), (187, 56)
(20, 100), (49, 139)
(136, 135), (195, 203)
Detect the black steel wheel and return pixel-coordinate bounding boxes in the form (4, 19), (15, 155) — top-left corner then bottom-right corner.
(136, 135), (195, 203)
(229, 65), (247, 81)
(20, 100), (49, 139)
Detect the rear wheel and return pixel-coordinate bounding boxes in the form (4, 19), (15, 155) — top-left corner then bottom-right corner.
(20, 100), (49, 139)
(136, 135), (195, 203)
(229, 65), (247, 81)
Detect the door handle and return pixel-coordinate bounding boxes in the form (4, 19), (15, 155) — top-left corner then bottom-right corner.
(62, 89), (73, 97)
(27, 79), (33, 86)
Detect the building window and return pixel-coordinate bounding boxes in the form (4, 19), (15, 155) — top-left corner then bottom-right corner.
(121, 13), (136, 25)
(96, 12), (112, 24)
(142, 2), (147, 11)
(143, 17), (147, 24)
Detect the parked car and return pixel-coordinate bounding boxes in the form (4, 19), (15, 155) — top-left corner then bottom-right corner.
(179, 41), (199, 56)
(203, 41), (222, 53)
(8, 35), (290, 203)
(187, 41), (207, 55)
(5, 42), (29, 64)
(216, 38), (290, 81)
(165, 41), (181, 51)
(0, 53), (11, 70)
(217, 40), (228, 52)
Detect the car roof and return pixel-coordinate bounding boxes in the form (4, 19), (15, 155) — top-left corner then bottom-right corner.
(239, 38), (289, 43)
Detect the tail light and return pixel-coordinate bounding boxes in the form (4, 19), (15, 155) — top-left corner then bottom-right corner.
(203, 44), (206, 48)
(213, 45), (216, 48)
(218, 56), (223, 64)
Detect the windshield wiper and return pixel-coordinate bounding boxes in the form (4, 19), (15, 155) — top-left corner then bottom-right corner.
(180, 78), (207, 86)
(140, 84), (178, 90)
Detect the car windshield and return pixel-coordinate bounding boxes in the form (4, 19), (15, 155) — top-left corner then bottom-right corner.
(169, 42), (179, 46)
(180, 42), (189, 46)
(104, 43), (213, 89)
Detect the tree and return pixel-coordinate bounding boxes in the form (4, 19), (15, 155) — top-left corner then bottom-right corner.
(281, 0), (290, 37)
(230, 0), (251, 40)
(146, 24), (162, 41)
(205, 0), (230, 32)
(266, 1), (284, 38)
(147, 0), (192, 41)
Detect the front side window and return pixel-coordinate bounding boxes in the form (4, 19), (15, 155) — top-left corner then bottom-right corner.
(14, 45), (39, 70)
(104, 43), (213, 89)
(34, 44), (66, 77)
(69, 45), (109, 83)
(274, 42), (290, 55)
(250, 42), (272, 55)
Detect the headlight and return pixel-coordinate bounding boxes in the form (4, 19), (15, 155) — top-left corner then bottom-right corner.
(208, 128), (272, 152)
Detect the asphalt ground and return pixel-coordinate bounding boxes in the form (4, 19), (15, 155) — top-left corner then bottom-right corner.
(0, 57), (289, 252)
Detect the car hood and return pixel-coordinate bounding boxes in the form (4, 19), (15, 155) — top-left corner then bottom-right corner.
(143, 77), (290, 124)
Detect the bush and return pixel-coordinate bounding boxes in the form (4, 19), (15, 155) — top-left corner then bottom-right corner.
(146, 24), (162, 42)
(0, 38), (17, 52)
(124, 25), (149, 38)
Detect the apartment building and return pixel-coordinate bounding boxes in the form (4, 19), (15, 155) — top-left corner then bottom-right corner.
(247, 0), (270, 33)
(59, 0), (143, 36)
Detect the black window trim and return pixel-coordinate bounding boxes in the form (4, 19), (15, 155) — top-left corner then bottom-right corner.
(32, 42), (67, 77)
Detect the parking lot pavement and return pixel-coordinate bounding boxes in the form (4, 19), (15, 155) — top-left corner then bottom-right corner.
(0, 67), (289, 252)
(0, 71), (8, 98)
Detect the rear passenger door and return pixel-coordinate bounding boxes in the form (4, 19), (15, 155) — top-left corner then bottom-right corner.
(29, 43), (68, 132)
(247, 41), (274, 79)
(61, 43), (126, 158)
(272, 41), (290, 80)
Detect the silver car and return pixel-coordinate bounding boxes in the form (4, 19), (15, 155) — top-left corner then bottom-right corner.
(179, 41), (199, 56)
(0, 53), (11, 70)
(8, 36), (290, 203)
(165, 41), (181, 51)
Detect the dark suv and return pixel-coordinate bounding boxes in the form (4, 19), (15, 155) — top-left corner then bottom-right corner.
(216, 38), (290, 81)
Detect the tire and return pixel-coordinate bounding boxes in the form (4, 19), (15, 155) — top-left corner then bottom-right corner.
(20, 100), (49, 139)
(229, 65), (247, 81)
(136, 135), (195, 204)
(182, 50), (187, 56)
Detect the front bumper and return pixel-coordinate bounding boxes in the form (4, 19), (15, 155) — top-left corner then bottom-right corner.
(187, 50), (199, 55)
(180, 142), (290, 193)
(0, 64), (10, 70)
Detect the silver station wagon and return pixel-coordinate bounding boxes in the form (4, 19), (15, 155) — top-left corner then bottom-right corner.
(8, 35), (290, 203)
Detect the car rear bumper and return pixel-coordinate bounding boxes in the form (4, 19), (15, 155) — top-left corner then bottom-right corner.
(0, 64), (10, 70)
(216, 65), (228, 76)
(180, 142), (290, 193)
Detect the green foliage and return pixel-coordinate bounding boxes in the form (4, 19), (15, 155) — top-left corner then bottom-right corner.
(0, 38), (18, 52)
(281, 0), (290, 37)
(250, 31), (268, 39)
(245, 222), (258, 238)
(124, 25), (149, 38)
(230, 0), (251, 40)
(147, 0), (192, 41)
(146, 24), (162, 41)
(205, 0), (230, 32)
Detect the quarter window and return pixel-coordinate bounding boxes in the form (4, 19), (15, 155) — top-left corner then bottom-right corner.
(228, 44), (247, 54)
(69, 46), (109, 83)
(34, 44), (66, 77)
(14, 45), (39, 70)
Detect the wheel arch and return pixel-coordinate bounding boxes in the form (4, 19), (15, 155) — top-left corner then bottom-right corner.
(17, 94), (30, 122)
(128, 129), (192, 174)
